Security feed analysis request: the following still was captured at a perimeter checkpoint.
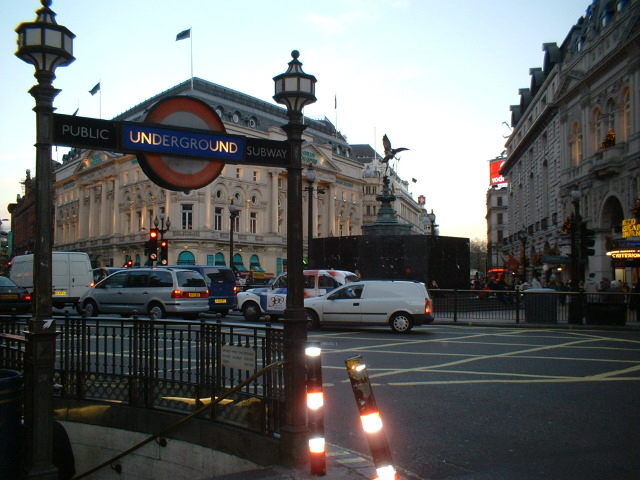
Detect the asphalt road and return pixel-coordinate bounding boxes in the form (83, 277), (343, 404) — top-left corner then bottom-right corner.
(312, 324), (640, 480)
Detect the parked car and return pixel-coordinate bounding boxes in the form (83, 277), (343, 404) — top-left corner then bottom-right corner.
(237, 269), (358, 322)
(78, 267), (209, 319)
(10, 251), (93, 309)
(165, 265), (238, 316)
(0, 276), (32, 314)
(303, 280), (434, 333)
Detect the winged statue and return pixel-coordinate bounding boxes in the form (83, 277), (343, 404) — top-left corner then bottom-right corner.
(382, 134), (409, 163)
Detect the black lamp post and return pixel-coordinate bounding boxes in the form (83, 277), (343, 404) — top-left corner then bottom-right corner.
(305, 164), (324, 269)
(273, 50), (317, 467)
(229, 199), (238, 272)
(154, 212), (171, 265)
(518, 226), (528, 279)
(568, 188), (583, 324)
(427, 209), (437, 236)
(15, 1), (75, 478)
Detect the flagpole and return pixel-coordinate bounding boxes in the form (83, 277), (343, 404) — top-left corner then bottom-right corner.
(99, 80), (102, 119)
(334, 93), (338, 138)
(190, 28), (194, 90)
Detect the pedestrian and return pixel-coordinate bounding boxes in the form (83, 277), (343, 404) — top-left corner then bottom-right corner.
(531, 272), (542, 289)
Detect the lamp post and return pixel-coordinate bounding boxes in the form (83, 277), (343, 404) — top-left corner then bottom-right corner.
(305, 164), (324, 268)
(154, 212), (171, 265)
(15, 2), (75, 478)
(518, 226), (528, 280)
(427, 209), (437, 236)
(229, 199), (238, 273)
(568, 188), (583, 324)
(273, 50), (317, 467)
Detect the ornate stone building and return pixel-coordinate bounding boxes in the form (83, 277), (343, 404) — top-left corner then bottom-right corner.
(51, 78), (427, 273)
(500, 0), (639, 285)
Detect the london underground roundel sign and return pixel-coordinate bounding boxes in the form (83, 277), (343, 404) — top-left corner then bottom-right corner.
(136, 96), (227, 191)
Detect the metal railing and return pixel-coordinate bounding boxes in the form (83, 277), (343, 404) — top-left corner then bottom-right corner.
(432, 288), (639, 325)
(0, 313), (286, 436)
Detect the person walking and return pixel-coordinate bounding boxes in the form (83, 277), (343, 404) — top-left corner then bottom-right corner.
(531, 272), (542, 289)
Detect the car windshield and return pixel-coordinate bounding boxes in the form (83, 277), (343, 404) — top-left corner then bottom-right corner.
(177, 271), (207, 288)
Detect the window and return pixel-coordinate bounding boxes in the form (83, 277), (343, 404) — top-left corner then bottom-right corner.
(250, 212), (257, 234)
(235, 167), (242, 179)
(177, 251), (196, 265)
(214, 207), (223, 231)
(181, 204), (193, 230)
(207, 254), (214, 266)
(214, 253), (225, 266)
(593, 107), (602, 152)
(497, 213), (504, 225)
(622, 88), (631, 142)
(149, 271), (172, 287)
(232, 213), (240, 232)
(497, 197), (503, 207)
(253, 170), (259, 182)
(570, 122), (582, 165)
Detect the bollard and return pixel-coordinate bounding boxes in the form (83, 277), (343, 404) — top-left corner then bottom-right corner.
(345, 355), (398, 480)
(306, 342), (326, 476)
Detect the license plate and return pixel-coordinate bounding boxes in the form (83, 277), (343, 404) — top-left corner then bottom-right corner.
(188, 292), (201, 298)
(53, 291), (67, 296)
(214, 299), (227, 304)
(0, 294), (18, 300)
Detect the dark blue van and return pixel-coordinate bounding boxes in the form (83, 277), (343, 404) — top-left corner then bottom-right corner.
(166, 265), (238, 316)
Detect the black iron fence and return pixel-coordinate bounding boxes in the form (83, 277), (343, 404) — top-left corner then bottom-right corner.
(432, 288), (640, 325)
(0, 313), (285, 435)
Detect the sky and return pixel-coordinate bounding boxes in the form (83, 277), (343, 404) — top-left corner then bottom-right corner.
(0, 0), (590, 240)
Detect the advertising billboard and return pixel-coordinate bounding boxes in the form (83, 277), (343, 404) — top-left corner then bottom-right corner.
(490, 159), (508, 188)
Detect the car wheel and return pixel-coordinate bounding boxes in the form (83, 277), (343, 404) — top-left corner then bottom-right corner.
(305, 309), (320, 330)
(83, 299), (99, 317)
(389, 312), (413, 333)
(242, 301), (261, 322)
(148, 302), (166, 319)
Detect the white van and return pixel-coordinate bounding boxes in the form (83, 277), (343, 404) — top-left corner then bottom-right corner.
(10, 252), (93, 309)
(304, 280), (434, 333)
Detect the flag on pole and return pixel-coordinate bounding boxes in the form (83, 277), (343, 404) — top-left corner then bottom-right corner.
(89, 82), (100, 96)
(176, 28), (191, 41)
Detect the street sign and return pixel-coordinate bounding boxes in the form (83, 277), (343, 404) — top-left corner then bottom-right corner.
(52, 96), (292, 192)
(53, 114), (118, 150)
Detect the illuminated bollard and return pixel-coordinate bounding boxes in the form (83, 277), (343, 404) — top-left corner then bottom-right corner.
(306, 342), (326, 476)
(345, 355), (398, 480)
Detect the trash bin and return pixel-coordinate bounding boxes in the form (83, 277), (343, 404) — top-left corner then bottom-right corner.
(523, 288), (558, 323)
(0, 369), (23, 478)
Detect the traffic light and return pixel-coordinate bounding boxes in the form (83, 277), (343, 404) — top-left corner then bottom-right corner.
(147, 228), (159, 263)
(581, 222), (596, 258)
(160, 240), (168, 265)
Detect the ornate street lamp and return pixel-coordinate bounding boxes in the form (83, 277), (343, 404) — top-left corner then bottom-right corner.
(569, 187), (583, 324)
(154, 212), (171, 265)
(273, 50), (317, 467)
(518, 226), (528, 279)
(305, 164), (324, 268)
(15, 1), (75, 477)
(427, 209), (437, 236)
(229, 199), (238, 272)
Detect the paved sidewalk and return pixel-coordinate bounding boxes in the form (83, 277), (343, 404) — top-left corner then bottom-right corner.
(203, 444), (380, 480)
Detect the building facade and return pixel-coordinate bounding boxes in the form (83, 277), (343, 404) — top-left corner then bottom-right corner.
(49, 78), (428, 273)
(500, 0), (640, 286)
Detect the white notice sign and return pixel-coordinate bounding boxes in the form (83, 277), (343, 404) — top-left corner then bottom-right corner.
(221, 345), (256, 371)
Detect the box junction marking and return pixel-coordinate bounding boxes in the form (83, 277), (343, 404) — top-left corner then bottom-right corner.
(52, 95), (290, 191)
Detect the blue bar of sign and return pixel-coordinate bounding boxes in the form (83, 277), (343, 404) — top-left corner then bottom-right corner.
(121, 123), (245, 160)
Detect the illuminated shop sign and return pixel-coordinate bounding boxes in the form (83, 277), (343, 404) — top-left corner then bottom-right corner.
(622, 218), (640, 238)
(489, 159), (508, 188)
(608, 249), (640, 259)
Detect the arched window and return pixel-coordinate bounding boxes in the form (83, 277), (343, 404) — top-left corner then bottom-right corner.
(177, 251), (195, 265)
(621, 88), (631, 142)
(570, 122), (582, 165)
(214, 252), (225, 266)
(233, 253), (247, 272)
(605, 98), (616, 132)
(593, 107), (602, 152)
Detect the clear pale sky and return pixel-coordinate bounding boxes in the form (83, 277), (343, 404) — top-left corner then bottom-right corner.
(0, 0), (589, 240)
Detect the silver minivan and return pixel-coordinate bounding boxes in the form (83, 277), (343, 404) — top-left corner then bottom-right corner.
(78, 268), (209, 319)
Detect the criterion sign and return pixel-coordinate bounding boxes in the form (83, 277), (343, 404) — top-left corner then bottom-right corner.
(53, 95), (290, 191)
